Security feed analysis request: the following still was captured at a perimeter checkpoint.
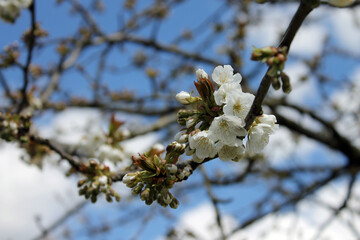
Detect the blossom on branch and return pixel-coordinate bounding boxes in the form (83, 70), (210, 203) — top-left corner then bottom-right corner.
(175, 65), (277, 162)
(246, 114), (278, 154)
(0, 0), (32, 23)
(189, 130), (217, 162)
(212, 65), (242, 86)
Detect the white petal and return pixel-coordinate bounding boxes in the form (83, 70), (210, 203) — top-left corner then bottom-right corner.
(208, 115), (247, 145)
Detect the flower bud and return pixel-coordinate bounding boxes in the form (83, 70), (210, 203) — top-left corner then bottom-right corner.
(196, 69), (209, 81)
(186, 117), (197, 129)
(177, 172), (185, 180)
(77, 179), (87, 187)
(328, 0), (354, 7)
(176, 91), (191, 104)
(152, 143), (165, 153)
(166, 164), (178, 174)
(177, 109), (198, 118)
(272, 77), (281, 90)
(106, 194), (113, 202)
(140, 188), (150, 201)
(161, 190), (173, 205)
(98, 175), (108, 185)
(91, 194), (97, 203)
(170, 198), (179, 209)
(122, 173), (138, 188)
(114, 193), (121, 202)
(185, 146), (195, 156)
(133, 182), (144, 195)
(281, 72), (292, 94)
(174, 130), (188, 143)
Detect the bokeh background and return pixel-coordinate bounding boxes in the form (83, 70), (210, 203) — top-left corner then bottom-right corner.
(1, 1), (360, 239)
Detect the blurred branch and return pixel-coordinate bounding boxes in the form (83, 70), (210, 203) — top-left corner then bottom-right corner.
(29, 135), (82, 171)
(0, 70), (16, 105)
(244, 0), (314, 130)
(32, 200), (87, 240)
(201, 167), (228, 240)
(228, 168), (344, 237)
(311, 173), (357, 240)
(91, 33), (222, 66)
(17, 0), (36, 113)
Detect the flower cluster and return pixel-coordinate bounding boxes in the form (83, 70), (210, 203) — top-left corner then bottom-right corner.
(0, 0), (32, 23)
(0, 112), (31, 142)
(175, 65), (278, 163)
(251, 46), (291, 93)
(75, 115), (129, 165)
(123, 143), (187, 208)
(0, 42), (20, 68)
(22, 23), (48, 46)
(77, 160), (121, 203)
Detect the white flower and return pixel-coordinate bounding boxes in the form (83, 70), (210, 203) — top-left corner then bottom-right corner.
(77, 131), (107, 157)
(120, 128), (130, 138)
(196, 68), (209, 80)
(186, 117), (197, 129)
(189, 130), (217, 161)
(223, 91), (254, 121)
(328, 0), (354, 7)
(174, 130), (188, 143)
(19, 0), (32, 8)
(213, 83), (242, 106)
(216, 141), (245, 161)
(246, 114), (278, 154)
(176, 91), (191, 104)
(185, 145), (195, 156)
(95, 144), (125, 162)
(122, 173), (136, 185)
(153, 143), (165, 152)
(0, 0), (32, 23)
(0, 1), (21, 23)
(246, 126), (271, 154)
(9, 122), (17, 130)
(212, 65), (242, 86)
(98, 176), (108, 185)
(208, 115), (247, 145)
(257, 114), (277, 127)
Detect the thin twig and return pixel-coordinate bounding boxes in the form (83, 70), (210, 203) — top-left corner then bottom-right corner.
(32, 200), (88, 240)
(244, 1), (313, 130)
(17, 0), (36, 113)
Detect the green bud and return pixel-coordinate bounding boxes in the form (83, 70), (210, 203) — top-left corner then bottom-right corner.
(170, 198), (179, 209)
(106, 194), (113, 202)
(114, 193), (121, 202)
(132, 182), (144, 195)
(281, 72), (292, 94)
(90, 194), (97, 203)
(272, 77), (281, 90)
(78, 187), (87, 196)
(77, 179), (87, 187)
(89, 160), (97, 168)
(140, 188), (150, 201)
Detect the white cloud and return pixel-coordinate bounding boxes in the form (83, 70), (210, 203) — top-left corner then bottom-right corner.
(163, 203), (238, 240)
(171, 180), (360, 240)
(291, 24), (327, 57)
(330, 9), (360, 53)
(0, 141), (80, 240)
(0, 108), (160, 239)
(246, 5), (296, 47)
